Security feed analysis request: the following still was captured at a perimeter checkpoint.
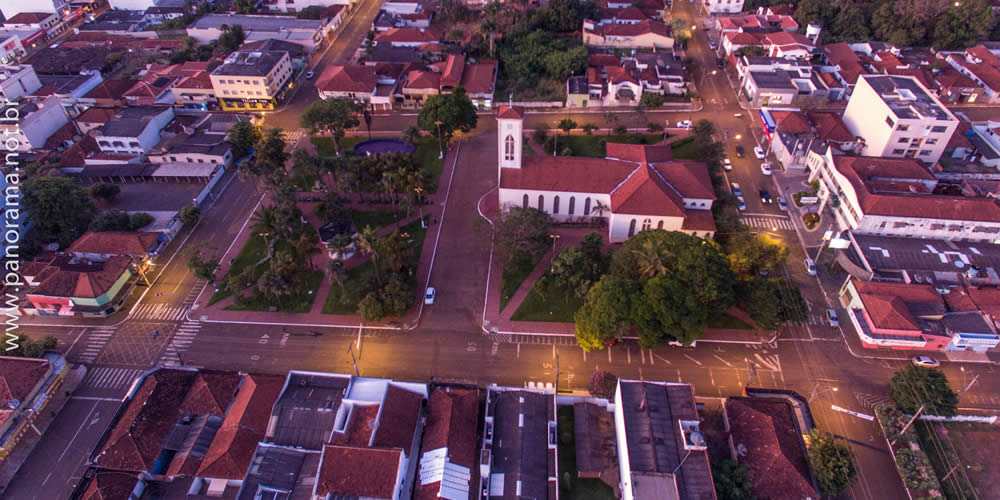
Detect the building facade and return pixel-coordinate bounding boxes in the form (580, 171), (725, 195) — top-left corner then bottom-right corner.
(209, 50), (293, 111)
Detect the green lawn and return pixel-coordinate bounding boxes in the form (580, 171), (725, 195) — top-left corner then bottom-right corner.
(312, 136), (444, 194)
(322, 217), (428, 315)
(500, 253), (543, 312)
(557, 406), (616, 500)
(670, 137), (698, 160)
(208, 234), (267, 305)
(511, 281), (585, 322)
(551, 134), (665, 158)
(706, 313), (753, 330)
(351, 209), (405, 232)
(225, 272), (323, 313)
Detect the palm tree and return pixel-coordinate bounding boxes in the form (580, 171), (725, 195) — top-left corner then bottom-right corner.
(633, 239), (668, 278)
(591, 200), (610, 219)
(380, 170), (397, 206)
(355, 225), (381, 286)
(603, 111), (618, 136)
(326, 258), (347, 299)
(327, 233), (354, 260)
(403, 126), (421, 144)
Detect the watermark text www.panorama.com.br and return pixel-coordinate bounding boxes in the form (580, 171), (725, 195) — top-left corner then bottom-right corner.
(2, 95), (25, 352)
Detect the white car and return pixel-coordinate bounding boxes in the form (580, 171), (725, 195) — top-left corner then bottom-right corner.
(736, 196), (746, 211)
(424, 287), (436, 305)
(805, 258), (816, 276)
(305, 70), (315, 79)
(722, 158), (732, 171)
(754, 146), (766, 159)
(676, 120), (693, 129)
(827, 309), (839, 327)
(731, 182), (742, 197)
(760, 162), (772, 176)
(777, 197), (788, 211)
(912, 356), (940, 368)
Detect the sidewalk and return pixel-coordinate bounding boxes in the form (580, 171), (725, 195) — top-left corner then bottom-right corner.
(191, 141), (462, 328)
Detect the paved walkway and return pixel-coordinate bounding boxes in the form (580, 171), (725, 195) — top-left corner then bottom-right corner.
(192, 141), (461, 328)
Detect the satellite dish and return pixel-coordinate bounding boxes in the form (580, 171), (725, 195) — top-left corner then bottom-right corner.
(955, 260), (966, 269)
(688, 431), (706, 447)
(737, 443), (748, 456)
(7, 399), (19, 410)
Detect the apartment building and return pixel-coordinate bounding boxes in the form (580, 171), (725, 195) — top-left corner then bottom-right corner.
(0, 96), (68, 150)
(0, 62), (39, 100)
(701, 0), (742, 14)
(188, 14), (335, 53)
(209, 50), (293, 111)
(95, 106), (174, 155)
(842, 74), (958, 165)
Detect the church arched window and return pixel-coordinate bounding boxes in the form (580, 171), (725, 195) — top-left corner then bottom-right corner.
(504, 134), (515, 161)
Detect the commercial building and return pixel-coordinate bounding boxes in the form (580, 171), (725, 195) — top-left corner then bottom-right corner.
(23, 254), (134, 316)
(807, 146), (1000, 240)
(188, 14), (336, 53)
(0, 354), (68, 462)
(209, 50), (293, 111)
(842, 74), (958, 165)
(497, 106), (717, 242)
(701, 0), (742, 14)
(95, 106), (175, 155)
(479, 385), (558, 499)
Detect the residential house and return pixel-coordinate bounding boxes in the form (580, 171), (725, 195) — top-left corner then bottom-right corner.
(479, 386), (558, 499)
(147, 112), (241, 168)
(365, 44), (422, 65)
(67, 231), (164, 261)
(944, 285), (1000, 351)
(0, 96), (68, 150)
(566, 75), (590, 107)
(125, 61), (209, 106)
(842, 74), (958, 165)
(95, 106), (174, 155)
(232, 444), (321, 500)
(969, 120), (1000, 168)
(414, 386), (480, 500)
(0, 354), (68, 462)
(142, 5), (183, 23)
(76, 10), (151, 35)
(399, 55), (498, 109)
(0, 32), (24, 64)
(724, 397), (817, 500)
(34, 70), (102, 117)
(188, 14), (337, 53)
(821, 42), (865, 94)
(703, 0), (742, 13)
(0, 0), (68, 19)
(715, 13), (798, 35)
(807, 147), (1000, 240)
(23, 254), (133, 316)
(742, 71), (798, 107)
(170, 70), (216, 111)
(633, 52), (686, 95)
(374, 27), (440, 47)
(266, 371), (351, 450)
(497, 106), (717, 242)
(582, 19), (673, 50)
(315, 63), (400, 112)
(736, 56), (828, 105)
(761, 109), (858, 171)
(615, 380), (716, 500)
(268, 0), (350, 14)
(935, 67), (983, 104)
(762, 31), (815, 59)
(209, 50), (293, 111)
(3, 12), (60, 37)
(0, 62), (39, 100)
(74, 107), (118, 135)
(597, 6), (646, 25)
(944, 44), (1000, 103)
(78, 79), (135, 108)
(839, 278), (953, 351)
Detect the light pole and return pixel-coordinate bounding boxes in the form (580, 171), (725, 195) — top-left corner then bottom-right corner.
(548, 234), (561, 269)
(959, 367), (980, 398)
(434, 120), (444, 159)
(414, 186), (424, 226)
(808, 383), (838, 403)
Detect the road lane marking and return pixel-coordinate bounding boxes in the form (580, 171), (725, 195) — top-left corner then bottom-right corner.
(654, 354), (672, 365)
(683, 354), (703, 366)
(627, 347), (631, 364)
(713, 355), (733, 367)
(57, 400), (99, 463)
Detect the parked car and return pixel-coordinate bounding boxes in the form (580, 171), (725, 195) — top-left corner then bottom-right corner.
(737, 196), (746, 211)
(731, 182), (742, 197)
(736, 145), (745, 158)
(754, 146), (766, 159)
(305, 70), (315, 79)
(722, 157), (732, 171)
(760, 189), (772, 204)
(911, 355), (941, 367)
(827, 309), (839, 327)
(676, 120), (693, 129)
(805, 258), (816, 276)
(777, 197), (788, 211)
(424, 287), (436, 304)
(760, 162), (772, 176)
(708, 40), (717, 50)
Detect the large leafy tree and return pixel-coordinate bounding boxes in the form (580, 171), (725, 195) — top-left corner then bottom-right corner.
(808, 430), (857, 497)
(493, 206), (551, 264)
(889, 365), (959, 416)
(712, 459), (755, 500)
(22, 177), (96, 247)
(574, 277), (637, 351)
(931, 0), (994, 50)
(301, 98), (363, 156)
(417, 87), (478, 141)
(226, 120), (261, 159)
(725, 232), (788, 279)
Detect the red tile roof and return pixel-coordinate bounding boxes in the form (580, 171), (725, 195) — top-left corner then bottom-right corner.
(589, 53), (621, 67)
(833, 156), (1000, 222)
(79, 473), (139, 500)
(936, 67), (979, 91)
(404, 69), (441, 90)
(174, 70), (213, 90)
(316, 445), (403, 498)
(4, 12), (53, 24)
(316, 64), (378, 93)
(853, 280), (944, 331)
(769, 111), (811, 134)
(371, 384), (424, 450)
(413, 388), (479, 500)
(96, 369), (199, 472)
(460, 61), (497, 95)
(331, 403), (380, 446)
(44, 121), (78, 150)
(807, 112), (855, 143)
(440, 54), (465, 89)
(497, 105), (523, 119)
(593, 19), (671, 38)
(960, 45), (1000, 91)
(611, 163), (684, 217)
(77, 107), (120, 126)
(180, 370), (241, 416)
(30, 255), (132, 299)
(68, 231), (160, 257)
(607, 143), (672, 163)
(718, 14), (798, 31)
(725, 398), (816, 500)
(948, 121), (974, 149)
(84, 80), (135, 101)
(0, 357), (50, 429)
(606, 65), (637, 85)
(598, 6), (646, 21)
(725, 31), (764, 47)
(197, 374), (285, 479)
(375, 27), (440, 45)
(823, 43), (864, 84)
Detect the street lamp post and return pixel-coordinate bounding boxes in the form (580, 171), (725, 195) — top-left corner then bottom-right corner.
(548, 234), (561, 269)
(808, 383), (838, 402)
(414, 186), (424, 227)
(434, 120), (444, 160)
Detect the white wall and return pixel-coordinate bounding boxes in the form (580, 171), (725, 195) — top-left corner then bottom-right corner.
(19, 96), (68, 149)
(497, 116), (523, 174)
(704, 0), (742, 13)
(0, 65), (40, 100)
(499, 188), (610, 220)
(614, 380), (633, 500)
(107, 0), (156, 10)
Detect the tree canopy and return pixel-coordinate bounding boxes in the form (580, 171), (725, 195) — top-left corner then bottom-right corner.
(808, 430), (857, 497)
(23, 176), (96, 248)
(498, 29), (588, 84)
(301, 98), (363, 156)
(889, 365), (959, 416)
(226, 121), (262, 159)
(712, 459), (755, 500)
(417, 87), (478, 140)
(493, 206), (552, 264)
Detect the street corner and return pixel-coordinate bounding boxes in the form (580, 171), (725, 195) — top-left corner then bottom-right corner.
(96, 322), (177, 367)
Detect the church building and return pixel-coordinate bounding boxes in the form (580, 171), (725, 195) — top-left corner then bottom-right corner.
(496, 106), (717, 242)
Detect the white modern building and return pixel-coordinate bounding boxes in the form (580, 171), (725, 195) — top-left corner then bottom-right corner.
(209, 50), (293, 111)
(0, 96), (68, 150)
(187, 14), (336, 53)
(95, 106), (175, 155)
(0, 0), (68, 20)
(842, 74), (959, 165)
(807, 146), (1000, 241)
(0, 63), (40, 100)
(701, 0), (743, 14)
(496, 106), (717, 242)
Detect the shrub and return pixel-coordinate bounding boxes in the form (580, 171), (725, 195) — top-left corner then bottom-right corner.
(802, 213), (820, 229)
(180, 205), (201, 225)
(532, 128), (548, 145)
(587, 371), (618, 398)
(647, 122), (664, 133)
(612, 125), (628, 136)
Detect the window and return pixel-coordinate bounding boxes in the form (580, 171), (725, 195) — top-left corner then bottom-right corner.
(222, 90), (229, 95)
(885, 116), (895, 128)
(504, 134), (515, 161)
(169, 156), (176, 162)
(210, 159), (217, 164)
(553, 196), (560, 214)
(253, 80), (259, 85)
(657, 220), (664, 229)
(641, 218), (652, 231)
(584, 197), (591, 216)
(897, 124), (909, 131)
(197, 159), (204, 163)
(898, 137), (910, 143)
(931, 125), (948, 133)
(538, 195), (544, 211)
(919, 150), (932, 156)
(892, 149), (905, 154)
(926, 138), (938, 145)
(568, 197), (575, 215)
(522, 194), (529, 208)
(628, 219), (636, 237)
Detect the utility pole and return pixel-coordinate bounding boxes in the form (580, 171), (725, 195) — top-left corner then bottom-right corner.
(960, 374), (980, 398)
(347, 344), (359, 376)
(892, 404), (925, 447)
(942, 463), (962, 482)
(555, 350), (560, 394)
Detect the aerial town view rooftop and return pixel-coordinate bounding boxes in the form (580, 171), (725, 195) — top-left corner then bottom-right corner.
(0, 0), (1000, 498)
